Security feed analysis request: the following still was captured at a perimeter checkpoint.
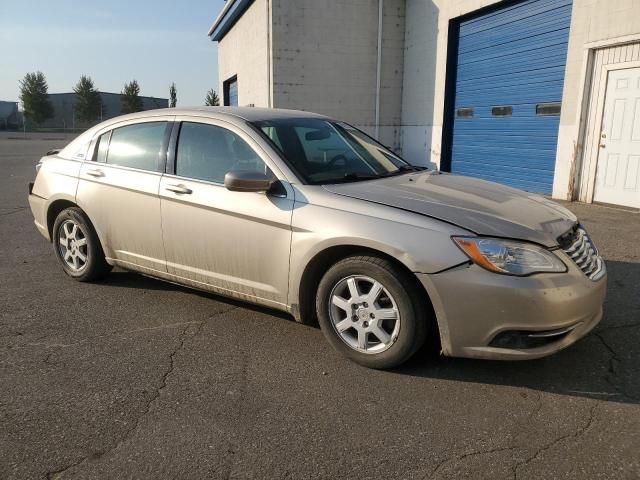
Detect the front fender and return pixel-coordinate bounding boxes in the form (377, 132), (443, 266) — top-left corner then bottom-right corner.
(287, 200), (470, 309)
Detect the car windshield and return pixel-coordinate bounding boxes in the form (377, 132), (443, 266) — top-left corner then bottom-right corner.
(251, 118), (422, 184)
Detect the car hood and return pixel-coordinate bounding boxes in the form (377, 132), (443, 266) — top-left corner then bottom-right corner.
(322, 171), (577, 247)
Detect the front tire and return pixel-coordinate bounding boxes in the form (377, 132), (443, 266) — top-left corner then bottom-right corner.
(316, 255), (428, 369)
(52, 207), (112, 282)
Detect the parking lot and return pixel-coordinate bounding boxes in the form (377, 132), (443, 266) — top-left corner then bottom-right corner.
(1, 133), (639, 479)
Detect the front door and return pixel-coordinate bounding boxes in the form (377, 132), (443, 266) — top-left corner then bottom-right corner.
(77, 119), (172, 272)
(594, 67), (640, 208)
(159, 118), (293, 307)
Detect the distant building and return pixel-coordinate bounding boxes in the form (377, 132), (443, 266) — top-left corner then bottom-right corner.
(0, 101), (19, 130)
(41, 92), (168, 130)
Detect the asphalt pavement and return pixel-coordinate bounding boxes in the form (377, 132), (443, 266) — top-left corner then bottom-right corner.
(1, 132), (639, 479)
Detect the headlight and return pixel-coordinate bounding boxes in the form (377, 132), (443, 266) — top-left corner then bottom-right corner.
(452, 237), (567, 276)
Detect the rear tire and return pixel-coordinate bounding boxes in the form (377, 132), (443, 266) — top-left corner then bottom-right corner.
(52, 207), (112, 282)
(316, 255), (428, 369)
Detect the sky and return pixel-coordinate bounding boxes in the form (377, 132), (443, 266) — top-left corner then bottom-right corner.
(0, 0), (225, 107)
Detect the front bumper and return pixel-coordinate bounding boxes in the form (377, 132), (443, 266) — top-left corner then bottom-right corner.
(417, 254), (607, 360)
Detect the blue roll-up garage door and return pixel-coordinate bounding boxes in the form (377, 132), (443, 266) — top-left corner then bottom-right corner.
(449, 0), (572, 194)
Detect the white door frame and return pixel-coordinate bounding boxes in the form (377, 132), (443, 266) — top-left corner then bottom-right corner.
(577, 33), (640, 204)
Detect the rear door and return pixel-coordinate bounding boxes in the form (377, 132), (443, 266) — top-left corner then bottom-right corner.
(77, 117), (173, 273)
(159, 117), (294, 307)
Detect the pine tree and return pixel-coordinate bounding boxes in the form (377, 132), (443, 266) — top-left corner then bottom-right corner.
(73, 75), (103, 124)
(121, 80), (143, 114)
(19, 71), (54, 126)
(205, 89), (220, 106)
(169, 83), (177, 108)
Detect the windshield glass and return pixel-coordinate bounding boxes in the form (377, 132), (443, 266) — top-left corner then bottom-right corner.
(251, 118), (416, 184)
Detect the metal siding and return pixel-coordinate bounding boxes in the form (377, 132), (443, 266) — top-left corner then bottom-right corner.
(450, 0), (572, 194)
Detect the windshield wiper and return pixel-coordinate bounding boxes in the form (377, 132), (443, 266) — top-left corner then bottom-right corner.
(384, 164), (428, 177)
(327, 172), (382, 184)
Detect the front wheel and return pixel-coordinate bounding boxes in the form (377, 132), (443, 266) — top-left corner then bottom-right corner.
(52, 207), (112, 282)
(316, 255), (428, 369)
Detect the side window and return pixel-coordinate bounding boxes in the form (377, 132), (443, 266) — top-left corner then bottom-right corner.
(224, 76), (238, 106)
(491, 106), (513, 117)
(94, 132), (110, 163)
(456, 107), (474, 118)
(107, 122), (166, 171)
(176, 122), (269, 183)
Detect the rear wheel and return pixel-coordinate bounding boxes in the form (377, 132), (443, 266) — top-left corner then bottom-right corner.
(52, 207), (112, 282)
(316, 255), (428, 369)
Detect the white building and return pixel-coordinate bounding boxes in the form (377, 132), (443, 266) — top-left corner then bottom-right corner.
(209, 0), (640, 209)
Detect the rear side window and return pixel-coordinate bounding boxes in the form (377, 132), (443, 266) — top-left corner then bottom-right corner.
(106, 122), (167, 172)
(176, 122), (268, 183)
(94, 132), (110, 163)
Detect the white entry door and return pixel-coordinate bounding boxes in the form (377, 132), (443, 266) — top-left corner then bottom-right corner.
(594, 67), (640, 208)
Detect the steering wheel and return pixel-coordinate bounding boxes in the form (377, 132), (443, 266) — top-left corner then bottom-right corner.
(327, 154), (348, 168)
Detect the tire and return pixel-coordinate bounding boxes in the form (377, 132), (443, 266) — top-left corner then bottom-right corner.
(316, 255), (429, 369)
(52, 207), (112, 282)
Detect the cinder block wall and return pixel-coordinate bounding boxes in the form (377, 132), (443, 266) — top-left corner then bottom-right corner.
(271, 0), (406, 150)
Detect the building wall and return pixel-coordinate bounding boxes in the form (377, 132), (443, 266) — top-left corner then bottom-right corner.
(270, 0), (406, 150)
(214, 0), (640, 201)
(218, 0), (271, 108)
(41, 93), (168, 129)
(378, 0), (407, 151)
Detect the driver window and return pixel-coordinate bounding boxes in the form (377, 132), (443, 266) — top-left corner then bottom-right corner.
(176, 122), (270, 183)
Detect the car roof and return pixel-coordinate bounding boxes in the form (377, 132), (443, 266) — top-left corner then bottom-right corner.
(56, 107), (334, 161)
(109, 106), (332, 123)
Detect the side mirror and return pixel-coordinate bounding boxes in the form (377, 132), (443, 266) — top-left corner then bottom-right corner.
(224, 170), (273, 193)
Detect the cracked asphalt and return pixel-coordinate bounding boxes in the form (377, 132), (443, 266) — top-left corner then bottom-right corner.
(1, 133), (639, 479)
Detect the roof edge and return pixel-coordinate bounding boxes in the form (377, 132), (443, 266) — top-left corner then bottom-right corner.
(207, 0), (255, 41)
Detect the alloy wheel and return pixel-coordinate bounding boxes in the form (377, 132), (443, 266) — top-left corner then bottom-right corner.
(328, 275), (400, 354)
(58, 219), (89, 272)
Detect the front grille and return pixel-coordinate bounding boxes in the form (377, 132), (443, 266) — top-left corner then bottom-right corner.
(560, 226), (605, 281)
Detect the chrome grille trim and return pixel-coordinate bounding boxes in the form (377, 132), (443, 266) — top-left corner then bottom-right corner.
(561, 226), (605, 281)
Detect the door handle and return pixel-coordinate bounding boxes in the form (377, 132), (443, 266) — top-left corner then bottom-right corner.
(599, 144), (606, 149)
(86, 168), (105, 178)
(165, 184), (192, 195)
